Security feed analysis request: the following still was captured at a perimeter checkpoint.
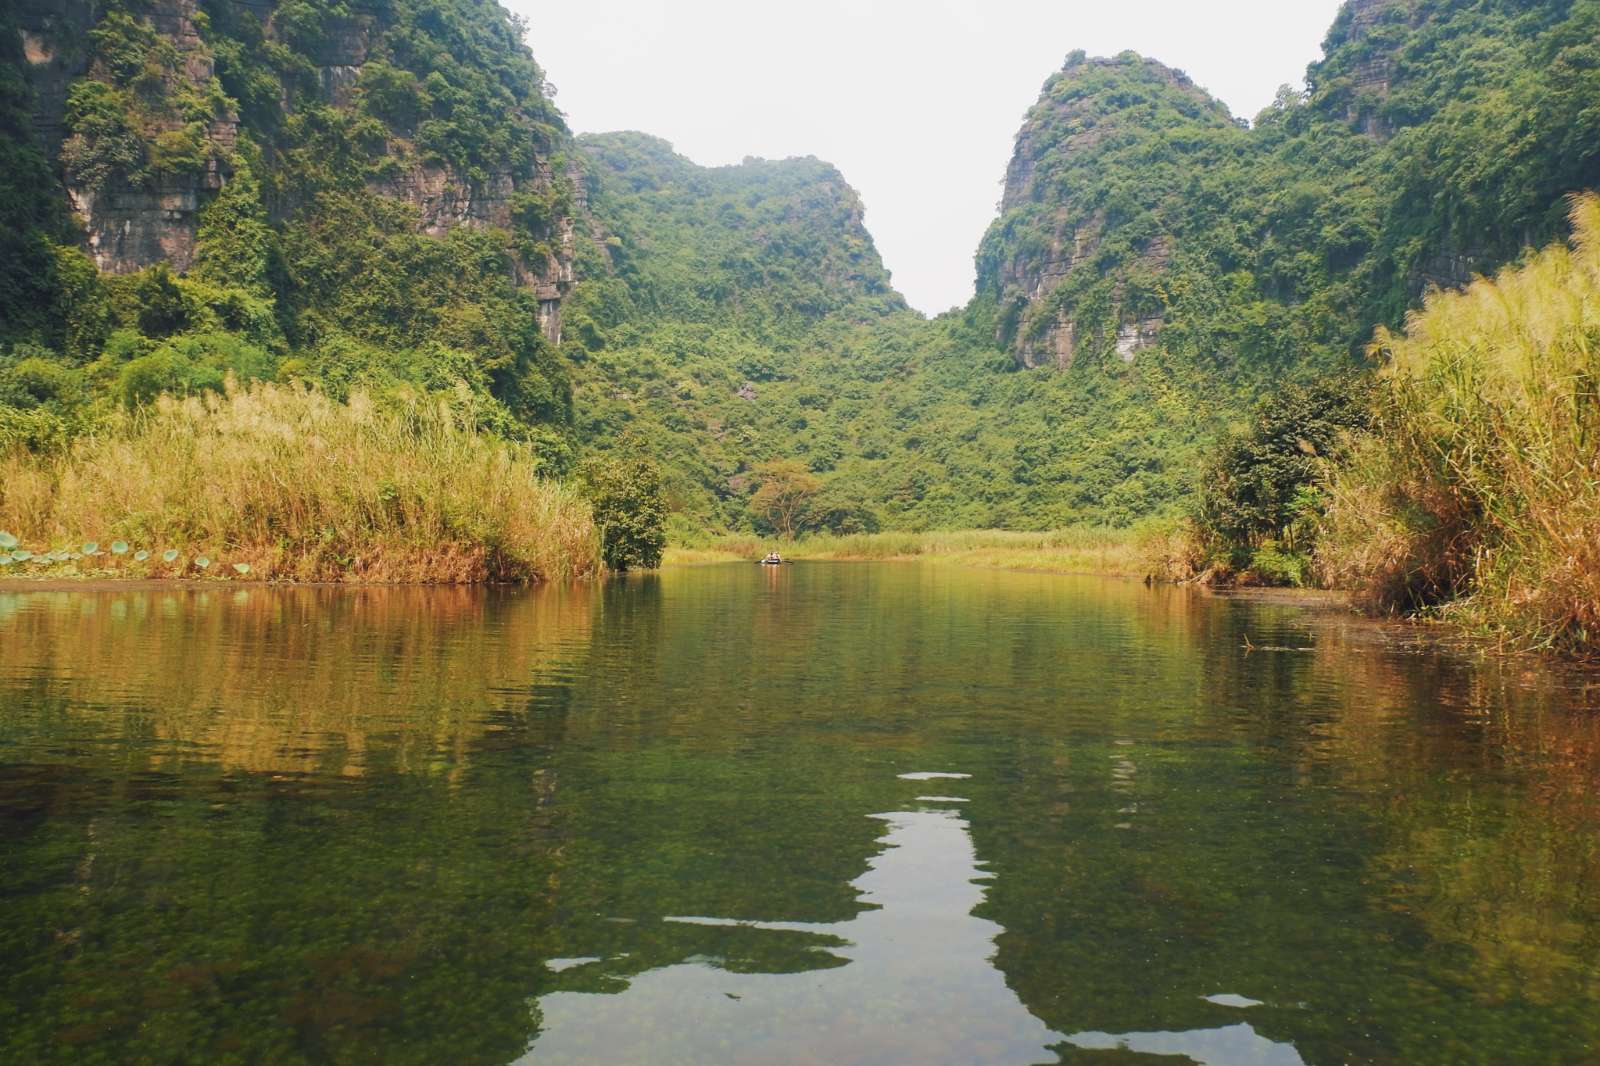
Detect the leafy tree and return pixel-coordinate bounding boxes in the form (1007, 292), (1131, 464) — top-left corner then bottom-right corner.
(1196, 378), (1373, 568)
(580, 455), (667, 571)
(196, 162), (276, 297)
(749, 461), (821, 539)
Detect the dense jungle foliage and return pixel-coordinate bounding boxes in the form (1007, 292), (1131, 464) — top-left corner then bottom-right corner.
(2, 0), (1598, 583)
(2, 0), (577, 458)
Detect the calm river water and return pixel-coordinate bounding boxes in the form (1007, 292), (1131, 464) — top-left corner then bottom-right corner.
(2, 564), (1598, 1064)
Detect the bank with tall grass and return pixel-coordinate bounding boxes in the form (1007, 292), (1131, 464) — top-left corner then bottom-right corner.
(0, 382), (601, 583)
(667, 524), (1198, 580)
(1317, 195), (1600, 656)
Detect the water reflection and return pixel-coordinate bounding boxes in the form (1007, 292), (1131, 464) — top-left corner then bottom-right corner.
(526, 801), (1065, 1066)
(1064, 1023), (1305, 1065)
(2, 565), (1599, 1064)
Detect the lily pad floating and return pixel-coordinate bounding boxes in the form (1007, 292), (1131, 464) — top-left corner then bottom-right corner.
(82, 541), (99, 556)
(0, 555), (11, 566)
(111, 541), (129, 555)
(163, 549), (179, 563)
(134, 550), (150, 562)
(0, 532), (16, 549)
(194, 556), (211, 570)
(232, 562), (251, 575)
(11, 550), (33, 562)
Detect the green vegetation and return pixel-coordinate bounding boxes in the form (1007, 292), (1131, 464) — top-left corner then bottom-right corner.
(579, 454), (667, 572)
(666, 524), (1197, 581)
(1316, 194), (1600, 656)
(3, 0), (1598, 625)
(1194, 378), (1373, 583)
(0, 381), (599, 583)
(3, 0), (578, 448)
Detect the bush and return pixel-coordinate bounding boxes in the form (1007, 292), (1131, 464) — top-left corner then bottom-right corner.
(1318, 194), (1600, 654)
(579, 454), (667, 571)
(0, 381), (600, 583)
(1197, 378), (1373, 556)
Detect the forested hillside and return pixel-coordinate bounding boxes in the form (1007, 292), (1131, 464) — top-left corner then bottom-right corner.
(3, 0), (1598, 542)
(4, 0), (584, 458)
(553, 0), (1600, 533)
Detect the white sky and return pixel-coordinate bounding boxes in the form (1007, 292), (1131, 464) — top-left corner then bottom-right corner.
(509, 0), (1349, 315)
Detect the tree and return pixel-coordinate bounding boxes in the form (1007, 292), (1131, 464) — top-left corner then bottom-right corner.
(1197, 377), (1373, 559)
(579, 454), (666, 571)
(749, 460), (820, 539)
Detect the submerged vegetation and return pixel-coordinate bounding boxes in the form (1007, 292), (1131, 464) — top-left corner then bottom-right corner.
(0, 382), (600, 583)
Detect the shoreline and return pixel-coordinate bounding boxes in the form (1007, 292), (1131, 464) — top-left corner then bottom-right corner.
(7, 559), (1594, 670)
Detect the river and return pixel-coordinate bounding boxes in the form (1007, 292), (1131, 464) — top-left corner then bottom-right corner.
(2, 564), (1597, 1063)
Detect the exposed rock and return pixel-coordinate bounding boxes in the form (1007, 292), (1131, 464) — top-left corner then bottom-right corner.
(15, 0), (94, 149)
(1115, 316), (1162, 363)
(20, 0), (581, 341)
(41, 0), (239, 274)
(982, 55), (1225, 368)
(1330, 0), (1420, 138)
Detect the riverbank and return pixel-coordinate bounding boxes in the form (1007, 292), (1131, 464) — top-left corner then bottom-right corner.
(0, 383), (601, 584)
(664, 526), (1193, 579)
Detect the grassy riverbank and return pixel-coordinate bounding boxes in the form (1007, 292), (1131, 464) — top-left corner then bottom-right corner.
(1318, 195), (1600, 657)
(0, 383), (601, 583)
(665, 524), (1197, 578)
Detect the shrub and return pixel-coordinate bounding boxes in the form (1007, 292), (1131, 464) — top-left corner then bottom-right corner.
(579, 454), (667, 571)
(1318, 194), (1600, 654)
(1197, 377), (1373, 558)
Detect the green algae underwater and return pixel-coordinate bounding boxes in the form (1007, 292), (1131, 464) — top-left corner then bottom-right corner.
(2, 563), (1599, 1064)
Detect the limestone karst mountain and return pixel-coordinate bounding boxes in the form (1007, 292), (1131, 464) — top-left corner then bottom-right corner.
(3, 0), (1598, 530)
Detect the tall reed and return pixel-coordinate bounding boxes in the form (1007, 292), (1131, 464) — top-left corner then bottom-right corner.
(669, 522), (1200, 580)
(1318, 194), (1600, 654)
(0, 381), (600, 582)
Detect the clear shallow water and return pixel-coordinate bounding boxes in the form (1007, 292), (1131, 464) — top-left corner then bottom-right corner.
(1, 564), (1598, 1065)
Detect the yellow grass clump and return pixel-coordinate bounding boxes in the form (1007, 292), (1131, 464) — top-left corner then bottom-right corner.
(1318, 194), (1600, 655)
(0, 381), (600, 583)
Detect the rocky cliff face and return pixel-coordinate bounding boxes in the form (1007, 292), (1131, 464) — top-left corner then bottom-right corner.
(17, 0), (581, 342)
(978, 54), (1233, 368)
(17, 0), (236, 274)
(1316, 0), (1419, 138)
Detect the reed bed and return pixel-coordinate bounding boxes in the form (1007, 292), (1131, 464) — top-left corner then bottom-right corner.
(0, 381), (600, 583)
(1318, 194), (1600, 655)
(667, 523), (1197, 580)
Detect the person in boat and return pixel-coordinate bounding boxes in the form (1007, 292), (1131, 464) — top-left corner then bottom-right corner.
(762, 551), (782, 565)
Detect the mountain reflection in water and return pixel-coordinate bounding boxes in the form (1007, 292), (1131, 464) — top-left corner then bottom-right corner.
(4, 565), (1600, 1065)
(526, 799), (1306, 1066)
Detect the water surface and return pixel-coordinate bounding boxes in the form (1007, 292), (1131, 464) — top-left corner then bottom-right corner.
(2, 564), (1598, 1064)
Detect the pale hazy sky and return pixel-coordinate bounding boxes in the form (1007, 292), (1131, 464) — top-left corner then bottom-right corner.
(509, 0), (1349, 314)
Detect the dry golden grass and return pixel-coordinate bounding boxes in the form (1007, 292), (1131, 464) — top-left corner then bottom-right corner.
(1319, 194), (1600, 655)
(666, 523), (1199, 580)
(0, 381), (600, 583)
